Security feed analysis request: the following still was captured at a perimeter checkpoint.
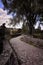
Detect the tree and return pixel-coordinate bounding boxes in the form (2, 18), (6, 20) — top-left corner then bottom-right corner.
(2, 0), (43, 35)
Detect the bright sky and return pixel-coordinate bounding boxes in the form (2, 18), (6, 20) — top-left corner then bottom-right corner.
(0, 1), (23, 28)
(0, 1), (43, 30)
(35, 15), (43, 30)
(0, 0), (4, 8)
(0, 1), (12, 26)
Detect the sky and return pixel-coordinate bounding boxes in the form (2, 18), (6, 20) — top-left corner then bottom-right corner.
(0, 1), (23, 28)
(0, 1), (12, 24)
(0, 0), (4, 8)
(0, 1), (43, 29)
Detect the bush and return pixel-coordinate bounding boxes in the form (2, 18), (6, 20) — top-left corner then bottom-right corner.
(33, 33), (43, 39)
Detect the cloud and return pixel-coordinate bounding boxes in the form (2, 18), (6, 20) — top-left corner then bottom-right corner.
(0, 8), (12, 26)
(0, 8), (23, 28)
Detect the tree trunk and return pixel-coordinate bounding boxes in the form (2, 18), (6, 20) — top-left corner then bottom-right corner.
(27, 12), (35, 35)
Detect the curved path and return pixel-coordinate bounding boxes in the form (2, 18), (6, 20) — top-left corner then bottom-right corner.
(10, 36), (43, 65)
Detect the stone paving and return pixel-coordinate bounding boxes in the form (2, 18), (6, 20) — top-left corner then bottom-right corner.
(10, 36), (43, 65)
(0, 40), (12, 65)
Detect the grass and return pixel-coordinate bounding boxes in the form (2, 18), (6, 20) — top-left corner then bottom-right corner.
(21, 38), (36, 47)
(29, 41), (43, 49)
(21, 36), (43, 49)
(33, 33), (43, 39)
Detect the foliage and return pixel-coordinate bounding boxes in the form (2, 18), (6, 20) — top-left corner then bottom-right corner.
(9, 28), (22, 37)
(33, 29), (43, 39)
(33, 33), (43, 39)
(2, 0), (43, 35)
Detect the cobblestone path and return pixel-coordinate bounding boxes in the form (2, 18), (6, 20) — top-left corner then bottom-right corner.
(10, 36), (43, 65)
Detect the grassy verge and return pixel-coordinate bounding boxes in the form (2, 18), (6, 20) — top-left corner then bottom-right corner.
(21, 36), (43, 49)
